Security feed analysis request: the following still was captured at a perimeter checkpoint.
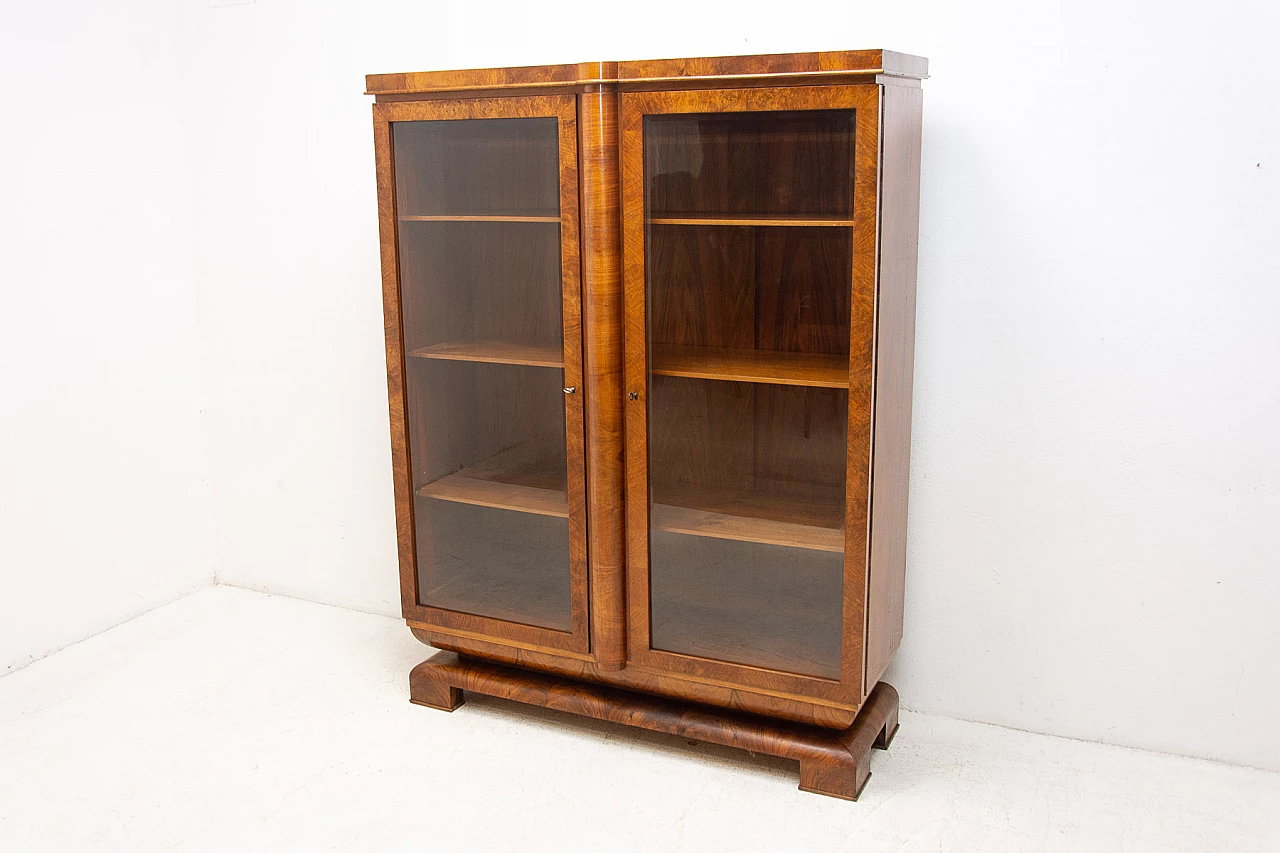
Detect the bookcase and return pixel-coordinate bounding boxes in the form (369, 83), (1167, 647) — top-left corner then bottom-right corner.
(368, 50), (926, 800)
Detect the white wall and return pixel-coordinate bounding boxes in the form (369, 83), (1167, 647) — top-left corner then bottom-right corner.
(179, 0), (1279, 772)
(0, 1), (215, 675)
(174, 0), (409, 614)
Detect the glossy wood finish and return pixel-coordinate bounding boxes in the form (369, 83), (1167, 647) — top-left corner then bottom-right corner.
(373, 108), (417, 619)
(410, 651), (898, 800)
(374, 95), (590, 654)
(366, 51), (927, 99)
(368, 61), (618, 98)
(616, 50), (927, 87)
(620, 84), (882, 705)
(414, 628), (859, 728)
(577, 91), (627, 670)
(864, 83), (924, 693)
(846, 86), (885, 702)
(371, 51), (926, 796)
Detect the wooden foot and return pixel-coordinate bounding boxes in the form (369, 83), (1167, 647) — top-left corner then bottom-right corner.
(408, 651), (899, 800)
(409, 657), (465, 711)
(875, 696), (900, 750)
(797, 682), (899, 800)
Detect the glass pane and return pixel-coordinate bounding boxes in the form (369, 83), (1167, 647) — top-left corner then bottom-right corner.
(644, 110), (855, 218)
(394, 117), (560, 217)
(644, 110), (855, 679)
(393, 116), (572, 632)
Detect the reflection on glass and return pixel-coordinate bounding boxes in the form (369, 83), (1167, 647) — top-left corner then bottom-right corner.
(393, 117), (572, 631)
(644, 110), (856, 678)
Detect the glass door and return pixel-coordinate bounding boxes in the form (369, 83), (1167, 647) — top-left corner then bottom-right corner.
(374, 96), (588, 654)
(621, 87), (881, 703)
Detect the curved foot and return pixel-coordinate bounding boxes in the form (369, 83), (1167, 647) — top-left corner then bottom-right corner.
(798, 682), (900, 801)
(409, 654), (465, 712)
(798, 748), (871, 801)
(874, 684), (900, 750)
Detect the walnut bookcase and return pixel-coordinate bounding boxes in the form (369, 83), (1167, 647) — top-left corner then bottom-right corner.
(367, 50), (926, 800)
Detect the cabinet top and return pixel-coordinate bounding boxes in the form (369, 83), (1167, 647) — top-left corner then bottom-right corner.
(365, 50), (928, 98)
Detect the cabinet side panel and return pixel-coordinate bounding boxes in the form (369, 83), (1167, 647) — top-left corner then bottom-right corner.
(865, 84), (923, 694)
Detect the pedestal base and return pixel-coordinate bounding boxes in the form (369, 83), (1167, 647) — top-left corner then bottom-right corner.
(410, 651), (899, 801)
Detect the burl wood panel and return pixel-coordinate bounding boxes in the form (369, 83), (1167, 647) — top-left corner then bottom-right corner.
(616, 50), (927, 86)
(411, 651), (898, 800)
(842, 84), (883, 697)
(577, 90), (627, 670)
(366, 61), (617, 97)
(414, 628), (858, 728)
(372, 109), (417, 617)
(556, 97), (590, 655)
(864, 84), (924, 695)
(365, 52), (927, 100)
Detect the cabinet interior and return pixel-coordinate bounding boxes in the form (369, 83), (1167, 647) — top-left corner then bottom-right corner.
(643, 109), (857, 679)
(386, 100), (871, 679)
(392, 117), (573, 630)
(393, 117), (560, 218)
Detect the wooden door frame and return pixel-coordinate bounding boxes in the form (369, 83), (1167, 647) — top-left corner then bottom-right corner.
(373, 94), (590, 656)
(619, 84), (882, 705)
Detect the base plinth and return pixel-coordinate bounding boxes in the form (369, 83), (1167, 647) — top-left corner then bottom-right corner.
(409, 651), (899, 801)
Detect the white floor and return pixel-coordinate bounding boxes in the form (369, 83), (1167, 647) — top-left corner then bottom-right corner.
(1, 587), (1276, 852)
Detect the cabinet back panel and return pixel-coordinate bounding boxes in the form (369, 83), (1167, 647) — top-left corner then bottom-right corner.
(397, 221), (563, 353)
(648, 375), (756, 493)
(648, 377), (846, 501)
(647, 224), (756, 350)
(646, 224), (851, 355)
(752, 384), (848, 499)
(408, 360), (568, 489)
(753, 228), (852, 355)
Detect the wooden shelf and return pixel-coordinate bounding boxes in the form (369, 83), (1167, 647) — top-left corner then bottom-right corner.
(409, 340), (564, 368)
(399, 214), (560, 223)
(417, 474), (567, 517)
(650, 344), (847, 388)
(415, 444), (567, 518)
(647, 213), (855, 227)
(651, 485), (844, 553)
